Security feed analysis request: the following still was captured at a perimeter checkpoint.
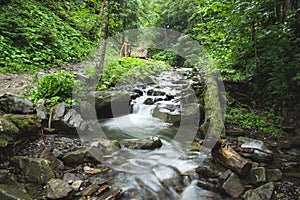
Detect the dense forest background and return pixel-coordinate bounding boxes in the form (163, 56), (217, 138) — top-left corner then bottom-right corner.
(0, 0), (299, 106)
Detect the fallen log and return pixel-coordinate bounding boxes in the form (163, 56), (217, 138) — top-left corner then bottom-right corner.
(212, 140), (252, 176)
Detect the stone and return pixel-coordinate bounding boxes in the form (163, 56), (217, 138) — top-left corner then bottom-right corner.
(0, 183), (32, 200)
(12, 156), (55, 184)
(243, 182), (274, 200)
(81, 184), (99, 197)
(52, 102), (68, 120)
(147, 89), (166, 96)
(181, 181), (221, 200)
(62, 147), (97, 164)
(39, 147), (64, 170)
(119, 136), (162, 150)
(221, 172), (245, 198)
(63, 173), (80, 184)
(0, 94), (34, 114)
(250, 167), (266, 184)
(83, 166), (101, 174)
(0, 117), (20, 147)
(36, 99), (48, 120)
(266, 169), (282, 182)
(45, 178), (72, 199)
(152, 106), (181, 125)
(144, 97), (154, 105)
(219, 170), (232, 183)
(238, 137), (273, 163)
(88, 91), (131, 118)
(71, 180), (83, 191)
(195, 166), (218, 178)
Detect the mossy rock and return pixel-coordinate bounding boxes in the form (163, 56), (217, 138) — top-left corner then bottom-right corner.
(0, 117), (20, 148)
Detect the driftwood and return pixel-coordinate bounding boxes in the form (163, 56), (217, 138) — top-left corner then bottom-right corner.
(212, 140), (252, 176)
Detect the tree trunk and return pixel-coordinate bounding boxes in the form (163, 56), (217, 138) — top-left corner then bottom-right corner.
(96, 0), (110, 75)
(212, 140), (252, 176)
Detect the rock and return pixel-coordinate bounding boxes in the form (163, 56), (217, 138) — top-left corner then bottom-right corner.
(147, 89), (166, 96)
(238, 137), (273, 163)
(266, 169), (282, 182)
(181, 181), (221, 200)
(219, 169), (232, 183)
(195, 166), (218, 178)
(63, 173), (80, 184)
(152, 106), (181, 125)
(119, 136), (162, 150)
(36, 99), (48, 120)
(90, 138), (120, 153)
(0, 94), (34, 114)
(83, 166), (101, 174)
(45, 178), (72, 199)
(11, 156), (55, 184)
(0, 183), (32, 200)
(243, 182), (274, 200)
(62, 147), (97, 165)
(250, 167), (266, 184)
(71, 180), (83, 191)
(0, 117), (19, 147)
(39, 147), (64, 170)
(144, 97), (154, 105)
(52, 102), (68, 120)
(88, 91), (131, 118)
(221, 172), (245, 198)
(196, 180), (216, 191)
(81, 183), (99, 197)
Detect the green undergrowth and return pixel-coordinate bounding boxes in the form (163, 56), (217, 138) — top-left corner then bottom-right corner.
(0, 0), (97, 73)
(29, 72), (77, 107)
(97, 57), (170, 90)
(225, 107), (283, 137)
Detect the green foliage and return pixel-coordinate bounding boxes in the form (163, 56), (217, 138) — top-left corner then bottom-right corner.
(98, 57), (170, 90)
(29, 72), (76, 107)
(226, 108), (283, 137)
(0, 0), (96, 73)
(151, 50), (184, 66)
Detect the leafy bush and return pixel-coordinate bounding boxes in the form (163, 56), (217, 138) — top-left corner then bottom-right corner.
(226, 108), (283, 137)
(151, 50), (184, 66)
(29, 72), (76, 107)
(0, 0), (95, 73)
(98, 57), (170, 90)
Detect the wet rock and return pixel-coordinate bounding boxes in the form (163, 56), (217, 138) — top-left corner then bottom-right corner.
(243, 182), (274, 200)
(0, 182), (32, 200)
(0, 94), (34, 114)
(81, 183), (99, 197)
(0, 117), (19, 147)
(147, 89), (166, 96)
(221, 172), (245, 198)
(88, 91), (131, 118)
(119, 136), (162, 150)
(250, 167), (266, 184)
(78, 100), (95, 120)
(196, 180), (216, 191)
(12, 156), (55, 184)
(152, 106), (181, 125)
(62, 147), (97, 164)
(219, 170), (232, 183)
(238, 137), (273, 163)
(144, 97), (155, 105)
(266, 168), (282, 182)
(45, 178), (72, 199)
(181, 181), (221, 200)
(83, 166), (101, 174)
(90, 138), (120, 153)
(195, 166), (218, 178)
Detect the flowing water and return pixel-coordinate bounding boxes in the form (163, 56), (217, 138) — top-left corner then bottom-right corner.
(89, 69), (223, 199)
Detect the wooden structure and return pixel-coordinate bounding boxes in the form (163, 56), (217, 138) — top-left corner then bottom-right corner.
(120, 42), (147, 58)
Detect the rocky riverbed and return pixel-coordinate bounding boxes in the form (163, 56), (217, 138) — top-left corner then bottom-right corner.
(0, 65), (299, 199)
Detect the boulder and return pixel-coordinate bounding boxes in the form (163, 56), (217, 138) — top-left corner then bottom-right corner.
(0, 94), (34, 114)
(243, 182), (274, 200)
(250, 167), (266, 184)
(11, 156), (55, 184)
(35, 99), (48, 120)
(266, 169), (282, 182)
(238, 137), (273, 163)
(119, 136), (162, 150)
(62, 147), (97, 165)
(45, 178), (72, 199)
(87, 91), (131, 118)
(221, 172), (245, 198)
(39, 147), (64, 170)
(152, 106), (181, 125)
(0, 117), (19, 147)
(0, 183), (32, 200)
